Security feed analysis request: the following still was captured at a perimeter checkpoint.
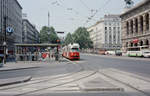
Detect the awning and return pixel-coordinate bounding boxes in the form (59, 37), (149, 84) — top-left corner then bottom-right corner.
(132, 39), (139, 43)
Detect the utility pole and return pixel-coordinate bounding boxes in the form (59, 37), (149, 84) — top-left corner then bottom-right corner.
(48, 12), (50, 27)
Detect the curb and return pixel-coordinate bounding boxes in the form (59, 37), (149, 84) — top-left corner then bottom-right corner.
(0, 76), (32, 87)
(99, 69), (150, 96)
(79, 82), (124, 92)
(0, 66), (39, 72)
(80, 87), (124, 92)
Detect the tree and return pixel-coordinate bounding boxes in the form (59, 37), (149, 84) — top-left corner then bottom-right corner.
(64, 33), (74, 45)
(64, 27), (93, 49)
(72, 27), (93, 49)
(39, 26), (59, 43)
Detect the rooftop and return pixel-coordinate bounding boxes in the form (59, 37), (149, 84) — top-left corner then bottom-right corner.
(15, 0), (23, 9)
(120, 0), (150, 17)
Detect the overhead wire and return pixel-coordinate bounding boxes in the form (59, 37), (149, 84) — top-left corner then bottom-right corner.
(83, 0), (112, 26)
(79, 0), (90, 11)
(50, 0), (86, 32)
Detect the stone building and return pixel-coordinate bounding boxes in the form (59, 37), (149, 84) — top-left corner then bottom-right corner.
(22, 19), (39, 44)
(88, 14), (121, 50)
(120, 0), (150, 52)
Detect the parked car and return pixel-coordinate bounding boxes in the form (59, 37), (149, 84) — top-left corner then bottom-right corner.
(106, 51), (116, 55)
(99, 50), (106, 55)
(115, 50), (122, 56)
(143, 51), (150, 58)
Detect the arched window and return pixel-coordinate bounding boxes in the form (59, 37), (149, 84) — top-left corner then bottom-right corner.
(135, 18), (138, 33)
(140, 41), (143, 46)
(140, 16), (144, 33)
(146, 13), (149, 31)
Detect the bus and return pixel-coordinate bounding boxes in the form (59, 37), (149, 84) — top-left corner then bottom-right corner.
(127, 46), (150, 57)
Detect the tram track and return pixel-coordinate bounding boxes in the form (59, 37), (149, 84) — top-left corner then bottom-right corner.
(99, 68), (150, 96)
(0, 59), (97, 96)
(109, 69), (150, 83)
(72, 58), (150, 96)
(1, 57), (149, 96)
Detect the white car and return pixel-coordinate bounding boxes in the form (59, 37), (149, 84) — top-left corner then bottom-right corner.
(143, 51), (150, 58)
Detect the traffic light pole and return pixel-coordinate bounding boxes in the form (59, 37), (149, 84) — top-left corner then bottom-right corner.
(3, 16), (7, 64)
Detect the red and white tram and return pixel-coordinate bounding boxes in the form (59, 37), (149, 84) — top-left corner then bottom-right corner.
(63, 43), (80, 60)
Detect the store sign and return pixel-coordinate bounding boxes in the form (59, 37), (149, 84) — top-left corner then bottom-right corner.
(6, 27), (14, 33)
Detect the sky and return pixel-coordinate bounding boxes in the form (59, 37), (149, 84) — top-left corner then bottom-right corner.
(18, 0), (142, 34)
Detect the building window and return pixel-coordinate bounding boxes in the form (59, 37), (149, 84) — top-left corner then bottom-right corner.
(145, 39), (149, 46)
(134, 43), (138, 46)
(113, 27), (116, 31)
(126, 42), (128, 47)
(130, 20), (133, 34)
(140, 16), (144, 33)
(131, 43), (133, 47)
(140, 41), (143, 46)
(126, 22), (129, 35)
(135, 18), (138, 33)
(109, 27), (111, 31)
(146, 13), (149, 31)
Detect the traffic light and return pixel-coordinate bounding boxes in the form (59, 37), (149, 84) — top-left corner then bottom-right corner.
(56, 40), (60, 44)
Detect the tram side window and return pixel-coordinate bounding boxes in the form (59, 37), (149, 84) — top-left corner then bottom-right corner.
(141, 47), (148, 50)
(128, 48), (140, 51)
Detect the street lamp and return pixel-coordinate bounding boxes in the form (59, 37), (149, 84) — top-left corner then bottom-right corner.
(47, 30), (51, 43)
(3, 16), (7, 64)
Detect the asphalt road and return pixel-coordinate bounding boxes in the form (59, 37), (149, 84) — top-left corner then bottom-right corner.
(0, 61), (81, 79)
(80, 54), (150, 78)
(1, 54), (150, 79)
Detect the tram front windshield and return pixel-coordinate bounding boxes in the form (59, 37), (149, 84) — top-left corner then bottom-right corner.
(71, 48), (79, 52)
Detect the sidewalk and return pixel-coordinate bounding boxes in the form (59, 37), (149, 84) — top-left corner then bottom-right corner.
(0, 56), (65, 72)
(0, 61), (40, 72)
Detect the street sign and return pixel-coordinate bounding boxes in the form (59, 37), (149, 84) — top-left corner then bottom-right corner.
(6, 27), (14, 33)
(57, 31), (64, 34)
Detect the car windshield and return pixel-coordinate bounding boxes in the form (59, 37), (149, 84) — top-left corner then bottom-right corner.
(144, 52), (150, 54)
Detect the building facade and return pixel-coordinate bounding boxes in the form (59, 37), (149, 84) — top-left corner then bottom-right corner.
(0, 0), (22, 53)
(121, 0), (150, 52)
(22, 19), (39, 44)
(88, 15), (121, 50)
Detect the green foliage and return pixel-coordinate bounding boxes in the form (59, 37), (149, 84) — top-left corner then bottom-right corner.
(39, 26), (59, 43)
(64, 33), (74, 45)
(64, 27), (93, 49)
